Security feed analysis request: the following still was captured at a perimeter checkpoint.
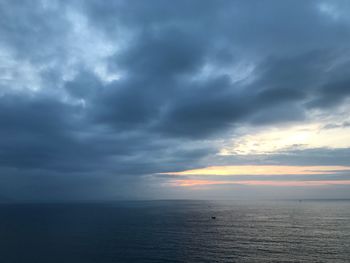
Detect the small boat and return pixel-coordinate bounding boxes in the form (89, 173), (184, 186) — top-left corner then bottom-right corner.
(211, 216), (216, 219)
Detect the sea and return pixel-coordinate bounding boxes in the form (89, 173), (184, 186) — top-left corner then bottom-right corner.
(0, 200), (349, 262)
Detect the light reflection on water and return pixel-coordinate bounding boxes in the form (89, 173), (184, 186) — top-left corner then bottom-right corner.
(0, 200), (349, 262)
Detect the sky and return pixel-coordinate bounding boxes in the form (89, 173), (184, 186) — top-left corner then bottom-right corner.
(1, 0), (350, 201)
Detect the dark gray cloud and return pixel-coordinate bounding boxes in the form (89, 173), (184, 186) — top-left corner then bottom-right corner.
(1, 0), (350, 200)
(208, 147), (350, 167)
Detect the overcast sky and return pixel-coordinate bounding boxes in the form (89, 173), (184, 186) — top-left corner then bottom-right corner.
(1, 0), (350, 201)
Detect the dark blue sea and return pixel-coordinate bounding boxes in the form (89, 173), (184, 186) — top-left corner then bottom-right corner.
(0, 200), (349, 262)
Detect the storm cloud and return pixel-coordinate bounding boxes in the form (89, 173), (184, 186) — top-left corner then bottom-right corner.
(1, 0), (350, 200)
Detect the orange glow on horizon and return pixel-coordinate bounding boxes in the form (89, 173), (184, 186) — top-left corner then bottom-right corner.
(169, 179), (350, 187)
(161, 165), (350, 176)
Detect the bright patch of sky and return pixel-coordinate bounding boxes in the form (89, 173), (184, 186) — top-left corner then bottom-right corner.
(219, 109), (350, 155)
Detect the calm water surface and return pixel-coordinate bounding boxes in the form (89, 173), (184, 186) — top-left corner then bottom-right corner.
(0, 200), (349, 262)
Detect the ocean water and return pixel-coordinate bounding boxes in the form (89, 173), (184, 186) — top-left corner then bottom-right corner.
(0, 200), (349, 263)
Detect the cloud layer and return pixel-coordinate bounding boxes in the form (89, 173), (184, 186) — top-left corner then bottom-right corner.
(1, 0), (350, 200)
